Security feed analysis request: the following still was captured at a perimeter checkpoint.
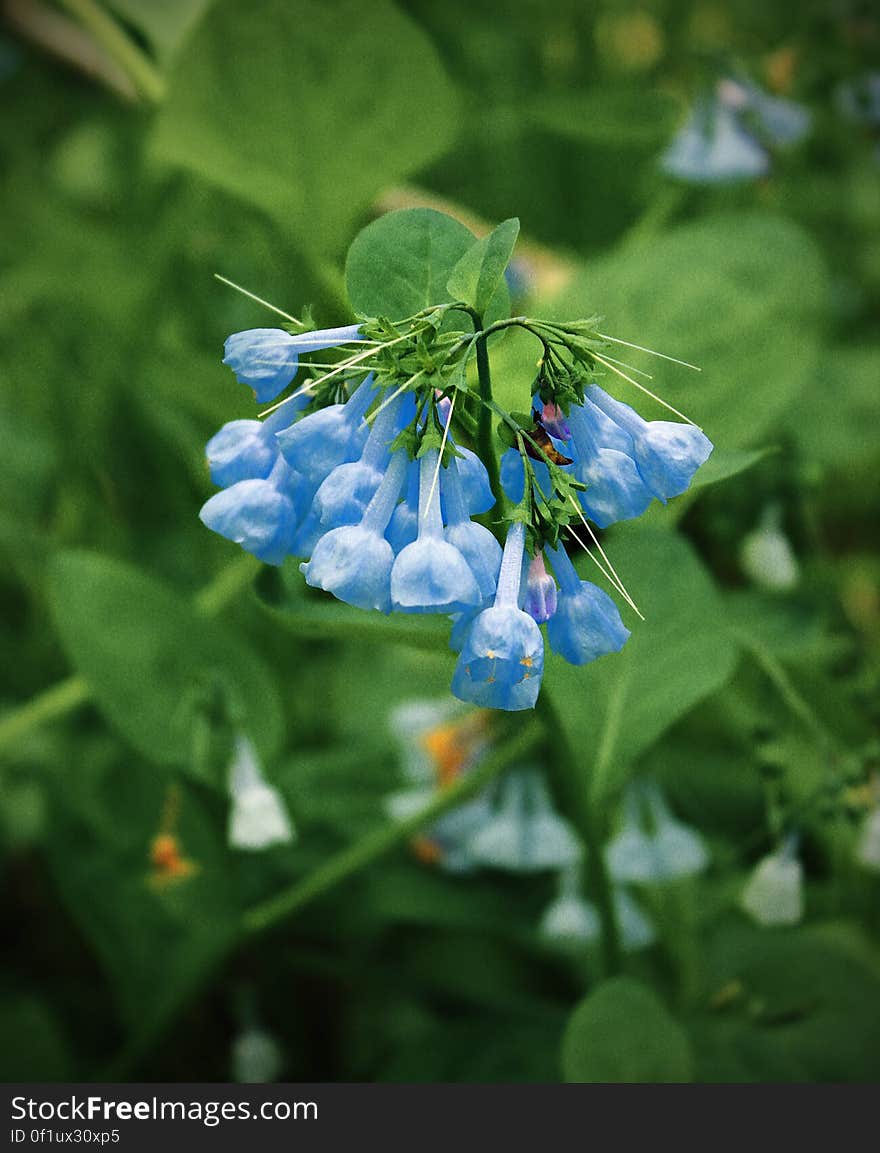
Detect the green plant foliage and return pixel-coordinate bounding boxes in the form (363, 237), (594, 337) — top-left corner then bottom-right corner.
(152, 0), (460, 254)
(544, 527), (739, 798)
(561, 977), (694, 1082)
(447, 217), (520, 316)
(48, 551), (283, 769)
(345, 207), (509, 326)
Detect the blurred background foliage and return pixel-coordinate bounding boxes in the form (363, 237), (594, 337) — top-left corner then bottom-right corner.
(0, 0), (878, 1083)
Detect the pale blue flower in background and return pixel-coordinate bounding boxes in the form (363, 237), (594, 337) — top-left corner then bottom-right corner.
(227, 734), (294, 851)
(740, 837), (804, 927)
(466, 768), (582, 872)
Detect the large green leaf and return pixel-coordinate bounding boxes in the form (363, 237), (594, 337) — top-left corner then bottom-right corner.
(447, 217), (520, 317)
(48, 551), (283, 768)
(544, 527), (738, 799)
(345, 207), (509, 327)
(561, 977), (694, 1083)
(152, 0), (460, 255)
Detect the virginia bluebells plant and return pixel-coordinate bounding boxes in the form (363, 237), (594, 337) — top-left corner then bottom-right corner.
(200, 218), (712, 712)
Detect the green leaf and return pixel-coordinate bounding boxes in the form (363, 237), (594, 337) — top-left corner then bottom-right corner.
(152, 0), (460, 254)
(531, 214), (827, 446)
(690, 447), (775, 489)
(544, 527), (738, 799)
(345, 208), (510, 329)
(447, 217), (520, 316)
(561, 977), (694, 1083)
(48, 551), (283, 769)
(105, 0), (212, 62)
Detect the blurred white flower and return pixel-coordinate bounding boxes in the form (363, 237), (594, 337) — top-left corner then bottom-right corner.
(615, 886), (657, 952)
(740, 838), (803, 927)
(539, 866), (600, 949)
(228, 734), (295, 851)
(740, 505), (799, 592)
(231, 1027), (283, 1084)
(467, 768), (582, 872)
(606, 782), (709, 884)
(855, 807), (880, 872)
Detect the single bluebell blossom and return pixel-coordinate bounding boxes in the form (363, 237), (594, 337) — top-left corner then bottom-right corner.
(586, 384), (712, 502)
(301, 450), (408, 613)
(539, 866), (600, 949)
(539, 403), (571, 442)
(500, 448), (552, 505)
(661, 99), (769, 183)
(451, 521), (544, 711)
(390, 450), (483, 614)
(313, 391), (413, 529)
(740, 504), (799, 592)
(227, 734), (295, 850)
(466, 768), (582, 872)
(545, 544), (630, 666)
(455, 445), (496, 514)
(276, 374), (374, 485)
(566, 398), (653, 527)
(223, 324), (363, 403)
(231, 1028), (283, 1084)
(442, 456), (502, 602)
(523, 552), (557, 624)
(206, 393), (310, 488)
(605, 782), (708, 884)
(740, 836), (803, 927)
(385, 458), (420, 553)
(199, 455), (304, 565)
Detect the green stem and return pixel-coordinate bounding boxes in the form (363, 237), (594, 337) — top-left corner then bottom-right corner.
(472, 316), (509, 523)
(242, 721), (541, 936)
(56, 0), (166, 104)
(0, 676), (91, 753)
(0, 554), (261, 756)
(536, 690), (622, 977)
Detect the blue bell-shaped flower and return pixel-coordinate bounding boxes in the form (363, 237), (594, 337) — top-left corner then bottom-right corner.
(199, 455), (306, 565)
(276, 374), (374, 485)
(223, 324), (363, 403)
(545, 544), (630, 666)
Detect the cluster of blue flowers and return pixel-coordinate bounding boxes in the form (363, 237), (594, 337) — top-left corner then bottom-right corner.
(661, 75), (810, 183)
(200, 315), (712, 712)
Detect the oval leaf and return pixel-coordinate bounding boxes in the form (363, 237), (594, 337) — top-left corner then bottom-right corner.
(447, 217), (520, 316)
(48, 551), (283, 767)
(562, 977), (694, 1083)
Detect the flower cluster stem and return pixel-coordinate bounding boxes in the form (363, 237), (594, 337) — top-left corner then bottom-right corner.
(473, 320), (508, 525)
(241, 720), (541, 937)
(536, 688), (623, 977)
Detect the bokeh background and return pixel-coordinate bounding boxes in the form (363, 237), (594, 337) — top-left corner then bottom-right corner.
(1, 0), (878, 1082)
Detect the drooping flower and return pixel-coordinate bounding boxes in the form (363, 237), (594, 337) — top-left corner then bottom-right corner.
(614, 886), (657, 951)
(391, 450), (483, 614)
(312, 391), (413, 530)
(523, 552), (557, 624)
(566, 398), (654, 527)
(605, 782), (708, 884)
(451, 521), (545, 711)
(199, 454), (305, 565)
(227, 734), (295, 851)
(385, 457), (420, 553)
(545, 544), (629, 666)
(740, 505), (799, 592)
(440, 456), (502, 602)
(206, 393), (311, 488)
(740, 837), (803, 927)
(276, 374), (375, 485)
(466, 768), (582, 871)
(223, 324), (363, 403)
(661, 98), (770, 183)
(302, 449), (409, 612)
(586, 384), (712, 502)
(539, 866), (600, 950)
